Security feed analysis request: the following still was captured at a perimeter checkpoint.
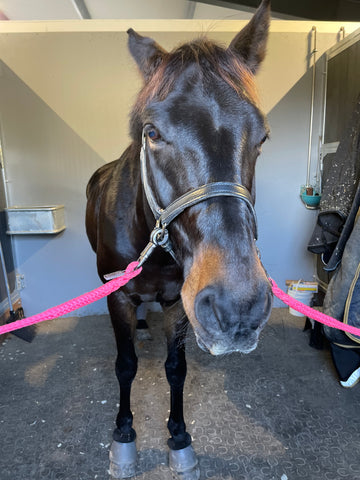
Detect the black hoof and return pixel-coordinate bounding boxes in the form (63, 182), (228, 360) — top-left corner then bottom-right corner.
(136, 319), (152, 340)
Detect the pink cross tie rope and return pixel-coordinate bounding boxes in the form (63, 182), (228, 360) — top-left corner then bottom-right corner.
(0, 262), (142, 336)
(0, 264), (359, 339)
(270, 279), (360, 337)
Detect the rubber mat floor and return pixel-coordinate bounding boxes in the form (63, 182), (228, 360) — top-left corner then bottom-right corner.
(1, 309), (360, 480)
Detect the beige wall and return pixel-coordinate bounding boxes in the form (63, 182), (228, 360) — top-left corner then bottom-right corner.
(1, 21), (359, 161)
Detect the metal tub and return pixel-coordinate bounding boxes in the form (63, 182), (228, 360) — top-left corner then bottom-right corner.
(5, 205), (66, 234)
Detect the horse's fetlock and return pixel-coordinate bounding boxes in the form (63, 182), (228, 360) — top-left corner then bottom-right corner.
(113, 427), (136, 444)
(167, 431), (191, 451)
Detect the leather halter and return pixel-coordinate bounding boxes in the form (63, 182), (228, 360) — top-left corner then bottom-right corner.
(140, 127), (258, 252)
(140, 134), (258, 234)
(104, 131), (258, 280)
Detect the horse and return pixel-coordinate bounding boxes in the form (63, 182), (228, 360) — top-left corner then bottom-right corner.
(86, 0), (272, 477)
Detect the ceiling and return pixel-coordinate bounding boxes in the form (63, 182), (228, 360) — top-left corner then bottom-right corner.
(211, 0), (360, 20)
(0, 0), (261, 21)
(0, 0), (359, 21)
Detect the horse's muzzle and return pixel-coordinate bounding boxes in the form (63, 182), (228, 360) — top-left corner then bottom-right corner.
(192, 282), (273, 355)
(180, 244), (273, 355)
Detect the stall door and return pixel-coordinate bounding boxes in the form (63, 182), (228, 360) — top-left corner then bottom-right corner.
(0, 133), (18, 329)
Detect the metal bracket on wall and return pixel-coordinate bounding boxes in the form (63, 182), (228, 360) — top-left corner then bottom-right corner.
(16, 273), (25, 291)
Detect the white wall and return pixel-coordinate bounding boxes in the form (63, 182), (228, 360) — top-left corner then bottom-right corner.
(0, 20), (359, 316)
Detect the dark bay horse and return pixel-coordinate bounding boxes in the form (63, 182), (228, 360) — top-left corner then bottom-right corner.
(86, 0), (272, 477)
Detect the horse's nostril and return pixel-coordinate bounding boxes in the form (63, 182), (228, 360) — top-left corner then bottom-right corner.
(195, 286), (231, 334)
(195, 288), (217, 322)
(202, 294), (212, 309)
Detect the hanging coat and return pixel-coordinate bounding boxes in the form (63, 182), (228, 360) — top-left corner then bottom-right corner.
(308, 93), (360, 270)
(323, 209), (360, 346)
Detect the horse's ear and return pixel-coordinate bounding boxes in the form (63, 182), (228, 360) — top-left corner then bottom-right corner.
(127, 28), (167, 79)
(228, 0), (270, 74)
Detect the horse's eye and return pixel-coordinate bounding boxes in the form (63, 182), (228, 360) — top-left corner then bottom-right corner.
(259, 134), (268, 146)
(146, 127), (161, 142)
(256, 134), (268, 152)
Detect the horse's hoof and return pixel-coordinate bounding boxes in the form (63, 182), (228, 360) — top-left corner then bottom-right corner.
(136, 328), (152, 341)
(109, 440), (137, 479)
(136, 319), (152, 341)
(169, 445), (200, 480)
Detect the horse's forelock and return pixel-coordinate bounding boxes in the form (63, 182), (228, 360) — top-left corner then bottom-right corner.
(130, 38), (259, 141)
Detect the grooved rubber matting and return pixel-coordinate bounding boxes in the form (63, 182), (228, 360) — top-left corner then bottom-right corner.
(1, 309), (360, 480)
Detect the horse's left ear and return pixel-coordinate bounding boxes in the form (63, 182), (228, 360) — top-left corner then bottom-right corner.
(228, 0), (270, 74)
(127, 28), (167, 79)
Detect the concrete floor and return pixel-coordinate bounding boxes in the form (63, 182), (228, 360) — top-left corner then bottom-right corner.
(1, 309), (360, 480)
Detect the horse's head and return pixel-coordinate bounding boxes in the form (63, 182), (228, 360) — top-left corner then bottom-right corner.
(128, 0), (272, 355)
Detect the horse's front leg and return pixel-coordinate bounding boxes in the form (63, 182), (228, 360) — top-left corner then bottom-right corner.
(108, 291), (138, 479)
(164, 301), (200, 480)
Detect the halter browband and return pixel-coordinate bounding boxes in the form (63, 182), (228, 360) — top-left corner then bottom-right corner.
(104, 132), (258, 279)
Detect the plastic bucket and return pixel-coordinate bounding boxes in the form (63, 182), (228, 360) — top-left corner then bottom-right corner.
(287, 288), (313, 317)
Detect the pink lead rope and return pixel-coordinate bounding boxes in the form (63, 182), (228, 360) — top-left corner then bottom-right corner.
(270, 279), (360, 337)
(0, 262), (142, 336)
(0, 262), (359, 339)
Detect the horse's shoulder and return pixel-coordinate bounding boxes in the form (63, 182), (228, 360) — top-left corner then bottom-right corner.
(86, 159), (119, 199)
(87, 145), (138, 199)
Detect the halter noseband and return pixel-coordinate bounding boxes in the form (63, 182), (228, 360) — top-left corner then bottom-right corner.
(104, 131), (258, 280)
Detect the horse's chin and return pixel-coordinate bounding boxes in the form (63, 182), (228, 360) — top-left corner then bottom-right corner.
(194, 331), (259, 356)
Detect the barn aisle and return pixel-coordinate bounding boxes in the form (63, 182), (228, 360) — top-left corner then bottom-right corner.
(0, 309), (359, 480)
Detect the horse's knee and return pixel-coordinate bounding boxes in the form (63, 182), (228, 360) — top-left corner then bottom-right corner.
(115, 349), (138, 386)
(165, 352), (187, 387)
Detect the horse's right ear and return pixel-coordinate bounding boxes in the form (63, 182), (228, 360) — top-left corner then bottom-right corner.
(227, 0), (270, 74)
(127, 29), (167, 79)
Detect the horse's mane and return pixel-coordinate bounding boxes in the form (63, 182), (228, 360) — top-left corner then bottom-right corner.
(130, 37), (259, 140)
